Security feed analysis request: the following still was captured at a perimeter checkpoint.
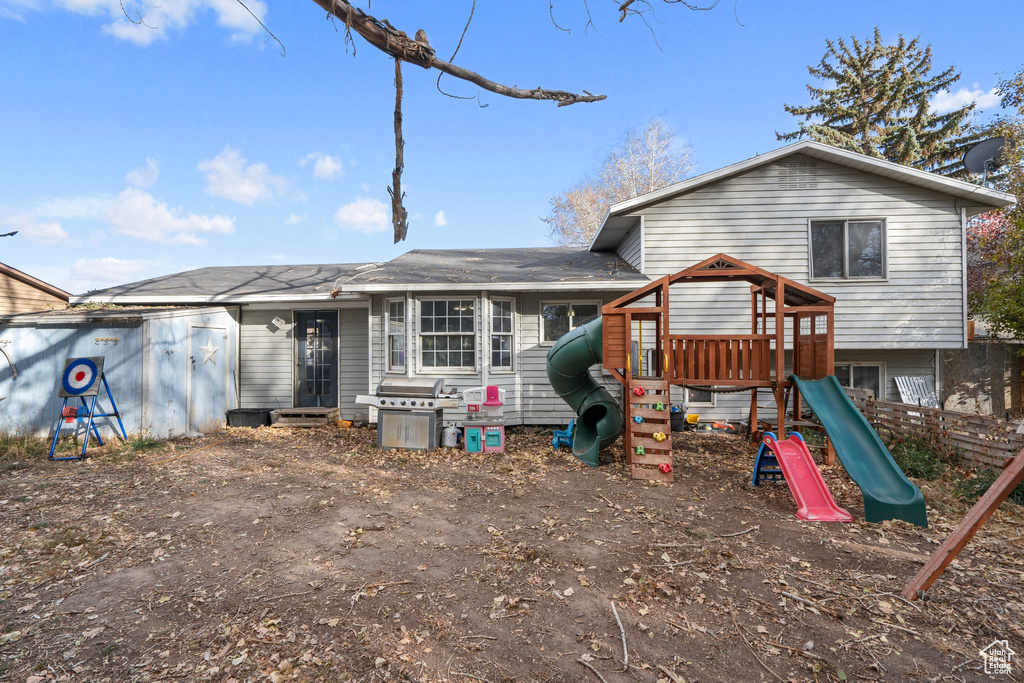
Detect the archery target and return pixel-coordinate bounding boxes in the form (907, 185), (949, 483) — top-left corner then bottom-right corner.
(58, 357), (105, 397)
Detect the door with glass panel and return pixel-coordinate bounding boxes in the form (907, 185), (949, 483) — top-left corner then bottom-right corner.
(294, 311), (339, 408)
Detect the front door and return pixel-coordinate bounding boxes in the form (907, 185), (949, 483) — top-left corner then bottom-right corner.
(294, 311), (338, 408)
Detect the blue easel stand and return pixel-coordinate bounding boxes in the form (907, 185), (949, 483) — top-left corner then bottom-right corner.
(49, 373), (128, 461)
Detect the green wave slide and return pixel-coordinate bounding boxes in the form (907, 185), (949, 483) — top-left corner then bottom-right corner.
(790, 375), (928, 527)
(546, 317), (624, 467)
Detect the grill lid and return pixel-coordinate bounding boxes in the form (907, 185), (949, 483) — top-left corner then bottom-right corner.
(376, 377), (445, 398)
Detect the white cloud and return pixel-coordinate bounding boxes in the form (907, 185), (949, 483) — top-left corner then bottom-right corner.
(300, 152), (344, 181)
(930, 86), (1001, 114)
(285, 212), (307, 225)
(125, 158), (160, 188)
(70, 256), (155, 292)
(335, 197), (388, 234)
(433, 210), (447, 227)
(105, 188), (234, 245)
(0, 207), (69, 245)
(198, 146), (288, 205)
(54, 0), (267, 46)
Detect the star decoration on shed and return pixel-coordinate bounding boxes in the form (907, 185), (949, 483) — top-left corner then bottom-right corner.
(199, 336), (218, 365)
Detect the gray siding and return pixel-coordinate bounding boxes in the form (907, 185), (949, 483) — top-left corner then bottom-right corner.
(616, 220), (643, 271)
(636, 155), (966, 349)
(339, 308), (370, 421)
(239, 306), (294, 410)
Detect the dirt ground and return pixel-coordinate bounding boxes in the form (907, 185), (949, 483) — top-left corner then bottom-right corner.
(1, 426), (1022, 683)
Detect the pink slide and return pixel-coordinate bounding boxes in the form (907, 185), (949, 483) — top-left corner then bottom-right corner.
(760, 433), (852, 522)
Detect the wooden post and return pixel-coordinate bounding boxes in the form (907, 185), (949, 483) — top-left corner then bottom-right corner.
(902, 446), (1024, 599)
(775, 282), (786, 435)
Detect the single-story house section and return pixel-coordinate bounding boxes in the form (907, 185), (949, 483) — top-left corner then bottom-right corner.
(67, 141), (1017, 432)
(1, 261), (70, 315)
(0, 307), (237, 438)
(74, 251), (647, 426)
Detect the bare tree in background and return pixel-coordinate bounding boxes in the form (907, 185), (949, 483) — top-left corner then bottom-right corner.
(544, 116), (694, 246)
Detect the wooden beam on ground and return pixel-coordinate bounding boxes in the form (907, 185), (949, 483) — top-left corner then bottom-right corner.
(902, 446), (1024, 600)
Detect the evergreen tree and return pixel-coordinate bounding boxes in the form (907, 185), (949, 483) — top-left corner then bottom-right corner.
(778, 27), (973, 170)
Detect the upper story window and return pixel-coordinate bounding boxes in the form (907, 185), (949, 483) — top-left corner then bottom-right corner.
(386, 298), (405, 372)
(542, 302), (600, 343)
(810, 219), (885, 279)
(420, 299), (476, 369)
(491, 299), (514, 371)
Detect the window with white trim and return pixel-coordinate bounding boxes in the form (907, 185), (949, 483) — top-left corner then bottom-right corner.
(810, 219), (885, 279)
(491, 298), (514, 371)
(685, 387), (716, 406)
(420, 299), (476, 369)
(834, 363), (883, 399)
(386, 298), (405, 371)
(541, 302), (600, 343)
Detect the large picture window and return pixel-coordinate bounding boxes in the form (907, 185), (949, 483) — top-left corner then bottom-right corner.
(834, 363), (883, 399)
(810, 219), (885, 279)
(491, 299), (514, 371)
(420, 299), (476, 369)
(386, 298), (405, 371)
(542, 302), (600, 343)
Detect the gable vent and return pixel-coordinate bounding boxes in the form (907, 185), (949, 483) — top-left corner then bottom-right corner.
(777, 161), (819, 189)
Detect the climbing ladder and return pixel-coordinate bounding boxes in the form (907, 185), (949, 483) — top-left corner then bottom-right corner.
(625, 378), (673, 481)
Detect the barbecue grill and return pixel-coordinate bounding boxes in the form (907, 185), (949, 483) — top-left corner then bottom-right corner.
(356, 378), (459, 451)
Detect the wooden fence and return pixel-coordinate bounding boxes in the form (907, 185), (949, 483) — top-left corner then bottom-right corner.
(845, 393), (1023, 468)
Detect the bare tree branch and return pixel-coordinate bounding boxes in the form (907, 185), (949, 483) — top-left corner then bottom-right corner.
(309, 0), (606, 106)
(436, 0), (477, 101)
(388, 59), (408, 243)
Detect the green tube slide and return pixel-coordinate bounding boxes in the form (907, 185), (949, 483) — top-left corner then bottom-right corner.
(546, 317), (624, 467)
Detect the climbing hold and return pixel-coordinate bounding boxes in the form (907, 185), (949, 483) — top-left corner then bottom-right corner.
(632, 387), (646, 397)
(633, 415), (644, 424)
(659, 463), (673, 474)
(655, 402), (665, 411)
(653, 432), (667, 442)
(635, 445), (646, 456)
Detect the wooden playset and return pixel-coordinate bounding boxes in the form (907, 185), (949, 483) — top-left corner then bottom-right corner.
(600, 254), (836, 481)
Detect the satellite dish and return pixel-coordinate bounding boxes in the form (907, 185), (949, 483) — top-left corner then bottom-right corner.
(963, 136), (1006, 183)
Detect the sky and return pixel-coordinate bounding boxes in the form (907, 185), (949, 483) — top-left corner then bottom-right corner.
(1, 0), (1021, 294)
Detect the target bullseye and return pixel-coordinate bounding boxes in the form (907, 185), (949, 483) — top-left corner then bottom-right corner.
(59, 357), (104, 397)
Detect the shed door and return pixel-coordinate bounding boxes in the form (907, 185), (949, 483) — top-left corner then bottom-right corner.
(188, 325), (228, 433)
(294, 311), (338, 408)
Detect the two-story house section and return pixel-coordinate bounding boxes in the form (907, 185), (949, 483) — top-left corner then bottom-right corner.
(589, 140), (1015, 422)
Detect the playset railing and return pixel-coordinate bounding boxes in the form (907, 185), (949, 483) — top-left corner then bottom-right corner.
(667, 334), (773, 385)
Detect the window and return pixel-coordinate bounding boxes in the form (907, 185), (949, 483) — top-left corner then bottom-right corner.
(685, 387), (715, 406)
(491, 299), (514, 370)
(420, 299), (476, 369)
(386, 298), (405, 371)
(810, 219), (885, 279)
(834, 363), (883, 399)
(542, 302), (600, 343)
